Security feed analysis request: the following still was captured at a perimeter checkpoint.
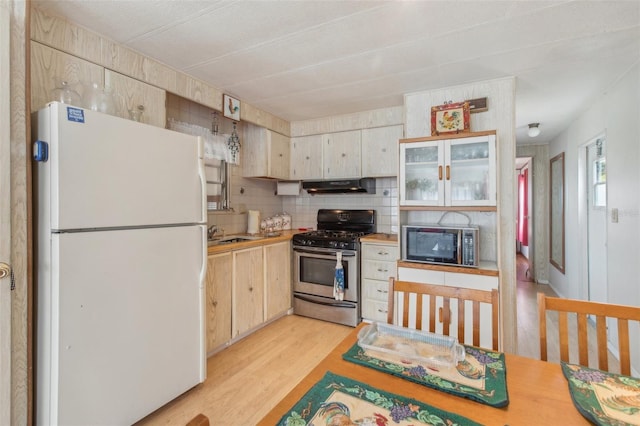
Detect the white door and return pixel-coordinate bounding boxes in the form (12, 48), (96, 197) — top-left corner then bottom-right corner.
(38, 226), (205, 425)
(586, 138), (608, 303)
(35, 102), (205, 230)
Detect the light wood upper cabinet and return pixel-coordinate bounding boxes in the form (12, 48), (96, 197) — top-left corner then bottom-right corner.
(104, 70), (166, 128)
(243, 123), (290, 180)
(361, 125), (403, 177)
(232, 246), (264, 337)
(205, 252), (232, 353)
(31, 41), (104, 112)
(290, 134), (323, 180)
(264, 241), (292, 321)
(324, 130), (361, 179)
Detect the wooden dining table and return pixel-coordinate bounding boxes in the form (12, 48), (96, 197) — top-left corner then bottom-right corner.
(257, 323), (590, 425)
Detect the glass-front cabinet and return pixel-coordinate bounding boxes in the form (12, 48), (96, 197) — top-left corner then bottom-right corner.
(400, 133), (496, 207)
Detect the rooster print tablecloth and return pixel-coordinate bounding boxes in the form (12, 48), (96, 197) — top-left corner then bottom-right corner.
(562, 363), (640, 425)
(277, 371), (481, 426)
(342, 342), (508, 407)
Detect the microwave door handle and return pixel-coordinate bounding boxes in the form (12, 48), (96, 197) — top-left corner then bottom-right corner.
(457, 231), (462, 264)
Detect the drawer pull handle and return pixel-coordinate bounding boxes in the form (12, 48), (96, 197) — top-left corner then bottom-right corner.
(377, 251), (388, 255)
(377, 289), (388, 294)
(377, 309), (388, 313)
(377, 268), (388, 273)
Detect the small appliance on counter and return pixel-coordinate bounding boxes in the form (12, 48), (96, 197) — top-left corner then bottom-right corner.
(401, 224), (479, 267)
(247, 210), (261, 234)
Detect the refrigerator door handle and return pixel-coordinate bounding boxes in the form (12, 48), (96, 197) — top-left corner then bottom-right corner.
(197, 137), (207, 223)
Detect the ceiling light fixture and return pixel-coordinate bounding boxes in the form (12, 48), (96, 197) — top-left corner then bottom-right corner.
(527, 123), (541, 138)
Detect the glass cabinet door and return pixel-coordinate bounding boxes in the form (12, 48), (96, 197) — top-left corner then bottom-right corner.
(446, 135), (496, 206)
(400, 134), (496, 207)
(400, 141), (444, 206)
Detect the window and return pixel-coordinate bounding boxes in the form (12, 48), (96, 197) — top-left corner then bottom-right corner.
(592, 157), (606, 208)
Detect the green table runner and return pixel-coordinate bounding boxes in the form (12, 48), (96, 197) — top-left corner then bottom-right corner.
(562, 362), (640, 425)
(342, 341), (509, 407)
(277, 371), (482, 426)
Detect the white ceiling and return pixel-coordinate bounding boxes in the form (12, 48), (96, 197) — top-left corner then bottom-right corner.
(33, 0), (640, 144)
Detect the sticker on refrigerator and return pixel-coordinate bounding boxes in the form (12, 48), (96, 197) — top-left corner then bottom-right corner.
(66, 107), (85, 123)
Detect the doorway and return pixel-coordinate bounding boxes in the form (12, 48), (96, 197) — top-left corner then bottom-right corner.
(516, 157), (533, 282)
(582, 137), (608, 303)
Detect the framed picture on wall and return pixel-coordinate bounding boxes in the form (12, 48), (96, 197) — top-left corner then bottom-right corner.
(223, 94), (240, 121)
(430, 101), (470, 136)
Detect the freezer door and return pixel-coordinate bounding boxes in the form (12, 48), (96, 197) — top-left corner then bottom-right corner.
(37, 226), (206, 425)
(36, 102), (205, 230)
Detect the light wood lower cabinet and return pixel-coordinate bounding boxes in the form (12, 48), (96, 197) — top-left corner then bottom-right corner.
(361, 241), (399, 322)
(233, 246), (265, 337)
(205, 252), (232, 353)
(206, 241), (292, 354)
(264, 241), (292, 321)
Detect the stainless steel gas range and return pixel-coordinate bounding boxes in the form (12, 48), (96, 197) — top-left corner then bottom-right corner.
(292, 209), (376, 327)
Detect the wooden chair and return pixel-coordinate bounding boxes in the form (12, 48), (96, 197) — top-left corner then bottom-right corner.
(538, 293), (640, 375)
(387, 277), (500, 350)
(186, 414), (209, 426)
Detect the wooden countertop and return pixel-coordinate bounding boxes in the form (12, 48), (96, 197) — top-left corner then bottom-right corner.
(207, 230), (300, 255)
(360, 233), (398, 244)
(397, 260), (499, 277)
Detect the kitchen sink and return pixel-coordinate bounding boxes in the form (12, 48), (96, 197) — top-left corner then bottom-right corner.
(207, 235), (264, 246)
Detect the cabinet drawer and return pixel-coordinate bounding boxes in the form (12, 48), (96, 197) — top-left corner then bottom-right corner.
(362, 244), (399, 261)
(362, 299), (389, 322)
(362, 278), (390, 302)
(362, 259), (396, 281)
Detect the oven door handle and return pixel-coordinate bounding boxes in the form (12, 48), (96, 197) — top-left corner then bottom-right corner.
(294, 294), (356, 308)
(293, 248), (356, 257)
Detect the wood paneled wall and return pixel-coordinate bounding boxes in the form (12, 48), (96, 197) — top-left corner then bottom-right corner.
(30, 6), (290, 136)
(291, 105), (403, 137)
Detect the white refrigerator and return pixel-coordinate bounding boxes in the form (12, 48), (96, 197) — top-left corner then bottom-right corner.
(33, 102), (207, 425)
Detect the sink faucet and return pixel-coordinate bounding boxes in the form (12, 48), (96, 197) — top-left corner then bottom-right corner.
(207, 225), (220, 240)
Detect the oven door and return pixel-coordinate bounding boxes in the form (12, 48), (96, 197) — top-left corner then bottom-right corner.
(293, 246), (358, 302)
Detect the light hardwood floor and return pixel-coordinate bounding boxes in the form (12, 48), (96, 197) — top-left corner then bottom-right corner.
(135, 315), (351, 426)
(137, 258), (619, 425)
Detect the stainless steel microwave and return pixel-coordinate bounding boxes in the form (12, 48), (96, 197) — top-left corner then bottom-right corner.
(401, 225), (479, 267)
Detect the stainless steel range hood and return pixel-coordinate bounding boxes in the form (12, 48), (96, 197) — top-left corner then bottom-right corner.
(302, 178), (376, 194)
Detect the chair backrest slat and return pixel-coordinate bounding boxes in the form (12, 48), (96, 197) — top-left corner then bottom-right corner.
(388, 278), (499, 350)
(576, 313), (589, 367)
(596, 315), (608, 371)
(538, 292), (640, 375)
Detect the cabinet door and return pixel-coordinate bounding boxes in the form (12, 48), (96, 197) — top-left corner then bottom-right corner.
(324, 130), (361, 178)
(269, 131), (290, 180)
(31, 41), (104, 112)
(104, 70), (166, 128)
(242, 123), (268, 177)
(205, 252), (232, 352)
(290, 135), (323, 180)
(400, 134), (497, 207)
(446, 135), (496, 206)
(361, 125), (403, 177)
(399, 140), (445, 206)
(233, 247), (264, 337)
(264, 242), (292, 321)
